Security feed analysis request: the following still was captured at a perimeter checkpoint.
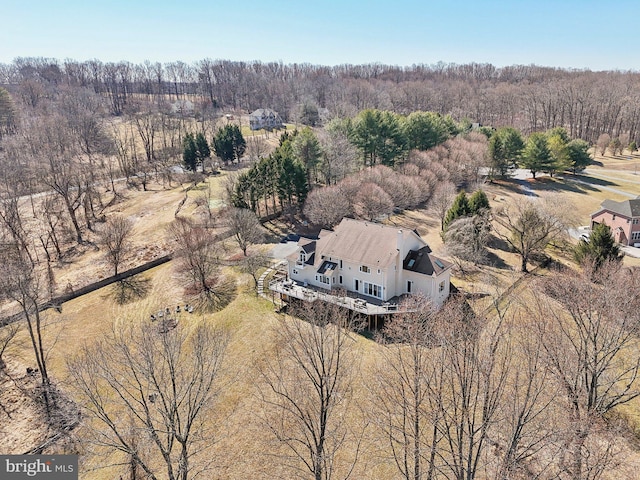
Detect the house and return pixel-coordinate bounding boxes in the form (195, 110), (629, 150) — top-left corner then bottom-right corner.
(170, 99), (194, 115)
(591, 198), (640, 246)
(249, 108), (283, 131)
(270, 218), (452, 314)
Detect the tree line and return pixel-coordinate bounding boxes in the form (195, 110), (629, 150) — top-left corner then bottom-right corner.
(5, 57), (640, 144)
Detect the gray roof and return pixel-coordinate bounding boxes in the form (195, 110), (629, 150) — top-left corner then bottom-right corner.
(315, 218), (420, 269)
(596, 198), (640, 218)
(249, 108), (280, 118)
(403, 247), (452, 276)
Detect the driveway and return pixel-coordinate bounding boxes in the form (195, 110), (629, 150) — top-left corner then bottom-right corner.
(269, 241), (299, 260)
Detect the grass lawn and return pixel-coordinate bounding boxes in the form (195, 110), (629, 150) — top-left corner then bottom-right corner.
(4, 146), (640, 477)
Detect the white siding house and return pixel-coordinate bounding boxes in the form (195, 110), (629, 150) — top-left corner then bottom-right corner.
(275, 218), (452, 310)
(249, 108), (283, 130)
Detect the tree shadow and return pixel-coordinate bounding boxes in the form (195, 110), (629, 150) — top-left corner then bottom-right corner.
(190, 276), (238, 312)
(112, 277), (151, 305)
(481, 250), (508, 269)
(487, 234), (511, 252)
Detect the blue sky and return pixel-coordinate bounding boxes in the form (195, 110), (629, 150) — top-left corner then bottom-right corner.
(0, 0), (637, 70)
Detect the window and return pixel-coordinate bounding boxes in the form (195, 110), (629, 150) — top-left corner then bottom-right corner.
(634, 219), (639, 225)
(339, 260), (343, 269)
(377, 269), (381, 274)
(360, 265), (370, 273)
(298, 252), (306, 263)
(439, 281), (445, 293)
(632, 231), (640, 240)
(363, 282), (383, 299)
(407, 280), (412, 293)
(293, 269), (299, 275)
(339, 276), (343, 284)
(613, 215), (616, 220)
(319, 275), (330, 285)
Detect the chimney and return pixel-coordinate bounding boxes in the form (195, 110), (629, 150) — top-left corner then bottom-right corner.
(397, 230), (404, 256)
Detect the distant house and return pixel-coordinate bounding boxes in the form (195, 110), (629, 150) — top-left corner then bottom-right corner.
(170, 99), (194, 115)
(591, 198), (640, 246)
(249, 108), (283, 131)
(270, 218), (452, 315)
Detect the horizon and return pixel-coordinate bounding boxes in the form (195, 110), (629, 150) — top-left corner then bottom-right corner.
(2, 0), (640, 72)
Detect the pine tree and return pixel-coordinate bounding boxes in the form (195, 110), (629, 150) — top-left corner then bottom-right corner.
(469, 190), (490, 214)
(574, 222), (623, 270)
(521, 133), (553, 179)
(195, 132), (210, 161)
(182, 132), (197, 171)
(443, 192), (470, 230)
(213, 124), (246, 164)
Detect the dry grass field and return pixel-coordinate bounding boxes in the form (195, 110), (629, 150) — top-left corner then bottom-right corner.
(3, 150), (640, 478)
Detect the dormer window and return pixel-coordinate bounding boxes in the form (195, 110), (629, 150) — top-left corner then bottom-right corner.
(298, 252), (307, 263)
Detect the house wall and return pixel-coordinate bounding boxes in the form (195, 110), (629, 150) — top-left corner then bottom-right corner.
(402, 269), (451, 307)
(286, 240), (451, 306)
(592, 211), (633, 245)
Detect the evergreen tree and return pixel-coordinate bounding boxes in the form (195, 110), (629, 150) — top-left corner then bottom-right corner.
(521, 133), (553, 179)
(403, 111), (450, 150)
(469, 190), (490, 214)
(488, 134), (508, 177)
(292, 127), (323, 186)
(443, 191), (470, 230)
(629, 140), (637, 153)
(230, 124), (246, 159)
(567, 139), (592, 173)
(352, 109), (407, 167)
(299, 102), (320, 126)
(195, 132), (211, 161)
(574, 223), (623, 270)
(213, 124), (246, 164)
(182, 132), (198, 171)
(546, 127), (571, 176)
(501, 127), (525, 168)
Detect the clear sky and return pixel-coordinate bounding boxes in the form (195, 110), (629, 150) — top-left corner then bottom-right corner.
(1, 0), (638, 71)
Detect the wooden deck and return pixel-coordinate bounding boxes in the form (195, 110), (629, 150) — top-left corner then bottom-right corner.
(269, 279), (411, 315)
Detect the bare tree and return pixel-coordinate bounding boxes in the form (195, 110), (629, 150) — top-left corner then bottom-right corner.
(167, 218), (231, 310)
(97, 215), (134, 276)
(488, 298), (557, 479)
(370, 296), (441, 480)
(0, 322), (20, 371)
(245, 135), (270, 164)
(444, 212), (491, 268)
(596, 134), (611, 156)
(68, 321), (230, 480)
(0, 248), (52, 410)
(225, 207), (265, 256)
(353, 183), (393, 222)
(317, 128), (359, 185)
(239, 250), (270, 289)
(437, 302), (510, 480)
(535, 267), (640, 478)
(34, 115), (87, 243)
(429, 182), (456, 232)
(303, 185), (352, 229)
(493, 197), (567, 272)
(260, 301), (363, 480)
